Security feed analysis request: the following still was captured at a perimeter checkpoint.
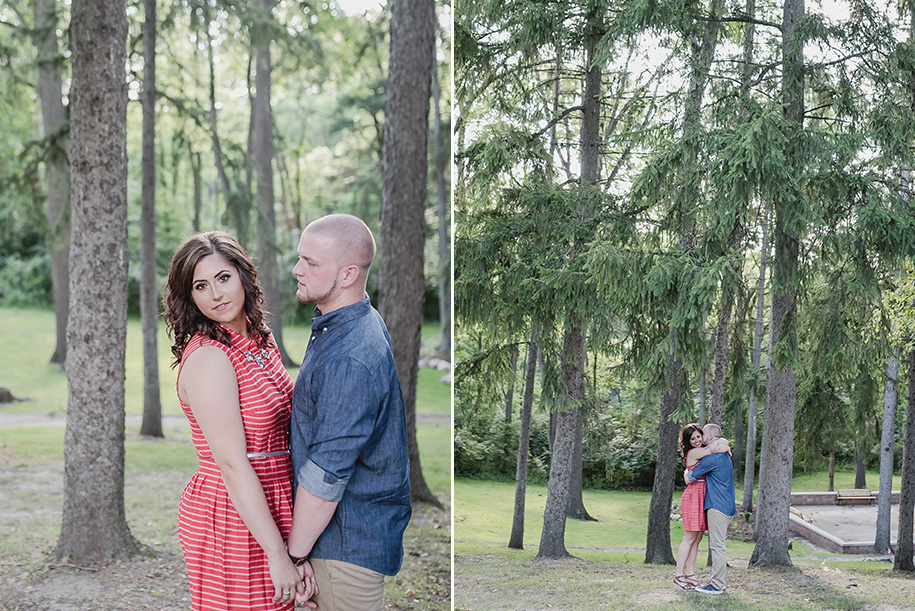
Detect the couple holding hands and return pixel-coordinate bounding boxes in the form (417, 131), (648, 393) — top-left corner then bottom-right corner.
(163, 214), (411, 610)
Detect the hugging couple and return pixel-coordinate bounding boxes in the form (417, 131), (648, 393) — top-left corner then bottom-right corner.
(673, 422), (738, 595)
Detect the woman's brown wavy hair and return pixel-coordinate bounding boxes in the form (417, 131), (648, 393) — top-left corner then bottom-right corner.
(162, 231), (273, 367)
(679, 423), (704, 459)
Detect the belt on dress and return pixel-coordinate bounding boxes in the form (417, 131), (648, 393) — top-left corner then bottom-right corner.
(246, 450), (290, 458)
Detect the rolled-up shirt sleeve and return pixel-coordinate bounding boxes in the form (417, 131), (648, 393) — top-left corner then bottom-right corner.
(296, 356), (382, 502)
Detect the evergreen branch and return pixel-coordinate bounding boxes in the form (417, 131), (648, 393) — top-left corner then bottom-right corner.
(712, 59), (780, 94)
(713, 15), (782, 31)
(155, 91), (211, 132)
(813, 49), (874, 69)
(529, 105), (585, 141)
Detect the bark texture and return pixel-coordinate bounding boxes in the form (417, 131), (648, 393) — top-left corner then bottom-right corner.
(875, 347), (899, 554)
(378, 0), (438, 507)
(644, 344), (682, 565)
(538, 318), (587, 558)
(139, 0), (162, 438)
(854, 419), (867, 489)
(55, 0), (139, 560)
(508, 331), (538, 549)
(895, 350), (915, 572)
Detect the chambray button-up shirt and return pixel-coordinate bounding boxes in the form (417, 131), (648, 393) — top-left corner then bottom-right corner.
(290, 296), (412, 575)
(686, 452), (737, 517)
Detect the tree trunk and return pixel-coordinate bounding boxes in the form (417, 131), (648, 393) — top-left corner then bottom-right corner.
(743, 201), (769, 515)
(709, 291), (733, 426)
(204, 2), (239, 243)
(34, 0), (70, 367)
(509, 328), (538, 549)
(644, 342), (682, 565)
(875, 346), (899, 554)
(733, 395), (745, 482)
(749, 0), (803, 568)
(540, 0), (602, 535)
(750, 350), (796, 567)
(504, 344), (518, 422)
(754, 359), (771, 537)
(567, 409), (596, 521)
(191, 148), (202, 233)
(379, 0), (438, 508)
(537, 406), (576, 558)
(685, 0), (725, 430)
(699, 320), (707, 427)
(552, 0), (603, 528)
(652, 0), (724, 563)
(828, 431), (836, 492)
(731, 291), (748, 482)
(138, 0), (162, 438)
(854, 418), (867, 489)
(537, 319), (585, 558)
(431, 22), (451, 359)
(894, 349), (915, 572)
(55, 0), (139, 560)
(739, 0), (760, 513)
(252, 0), (294, 367)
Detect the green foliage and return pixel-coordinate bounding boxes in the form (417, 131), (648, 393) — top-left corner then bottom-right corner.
(454, 418), (550, 482)
(581, 412), (659, 489)
(887, 261), (915, 351)
(0, 251), (52, 307)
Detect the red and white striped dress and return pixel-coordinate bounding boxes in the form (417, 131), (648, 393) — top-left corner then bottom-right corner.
(681, 459), (707, 532)
(177, 328), (295, 611)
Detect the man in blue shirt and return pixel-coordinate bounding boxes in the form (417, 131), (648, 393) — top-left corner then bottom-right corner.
(684, 423), (737, 595)
(286, 214), (411, 610)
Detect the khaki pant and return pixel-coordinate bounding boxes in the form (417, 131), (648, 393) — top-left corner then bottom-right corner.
(310, 558), (385, 611)
(706, 509), (732, 590)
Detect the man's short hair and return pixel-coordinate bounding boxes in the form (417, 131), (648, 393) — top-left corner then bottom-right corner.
(305, 214), (376, 273)
(703, 423), (722, 438)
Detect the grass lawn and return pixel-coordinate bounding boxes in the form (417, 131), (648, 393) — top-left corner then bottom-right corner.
(0, 305), (451, 610)
(455, 478), (915, 610)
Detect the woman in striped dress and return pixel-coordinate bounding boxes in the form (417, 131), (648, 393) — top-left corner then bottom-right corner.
(163, 232), (316, 610)
(674, 424), (729, 591)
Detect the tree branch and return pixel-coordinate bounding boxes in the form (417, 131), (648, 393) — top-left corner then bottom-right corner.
(713, 14), (783, 30)
(529, 105), (585, 141)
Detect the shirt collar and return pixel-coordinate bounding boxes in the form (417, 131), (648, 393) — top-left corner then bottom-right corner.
(311, 294), (371, 331)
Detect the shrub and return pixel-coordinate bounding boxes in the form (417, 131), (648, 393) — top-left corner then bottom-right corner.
(583, 425), (658, 490)
(0, 253), (52, 307)
(454, 415), (550, 482)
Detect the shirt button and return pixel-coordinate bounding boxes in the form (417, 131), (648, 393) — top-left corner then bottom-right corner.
(323, 327), (328, 333)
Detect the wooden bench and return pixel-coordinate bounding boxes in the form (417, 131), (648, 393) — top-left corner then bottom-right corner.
(836, 489), (875, 505)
